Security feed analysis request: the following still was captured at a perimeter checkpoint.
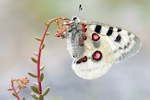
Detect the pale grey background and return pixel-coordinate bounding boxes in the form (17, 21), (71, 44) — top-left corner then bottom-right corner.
(0, 0), (149, 100)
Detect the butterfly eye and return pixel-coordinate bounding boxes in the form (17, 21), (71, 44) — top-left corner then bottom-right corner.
(71, 16), (80, 22)
(73, 16), (77, 20)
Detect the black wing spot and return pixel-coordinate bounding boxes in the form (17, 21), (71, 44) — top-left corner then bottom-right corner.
(117, 28), (122, 32)
(115, 34), (122, 43)
(94, 25), (101, 34)
(107, 27), (113, 36)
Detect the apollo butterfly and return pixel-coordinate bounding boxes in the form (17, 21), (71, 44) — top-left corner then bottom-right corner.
(53, 5), (142, 79)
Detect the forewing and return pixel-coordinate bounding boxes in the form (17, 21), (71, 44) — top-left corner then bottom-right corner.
(86, 22), (142, 63)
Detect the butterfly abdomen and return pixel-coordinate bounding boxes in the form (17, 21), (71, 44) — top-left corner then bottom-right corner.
(66, 24), (84, 58)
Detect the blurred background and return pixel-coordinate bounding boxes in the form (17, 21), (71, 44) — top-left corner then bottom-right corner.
(0, 0), (150, 100)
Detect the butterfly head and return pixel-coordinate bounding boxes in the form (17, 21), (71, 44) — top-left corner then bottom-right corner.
(54, 5), (82, 39)
(71, 16), (80, 22)
(54, 16), (81, 39)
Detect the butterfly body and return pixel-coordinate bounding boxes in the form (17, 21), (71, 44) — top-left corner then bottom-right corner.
(66, 18), (84, 58)
(56, 16), (142, 79)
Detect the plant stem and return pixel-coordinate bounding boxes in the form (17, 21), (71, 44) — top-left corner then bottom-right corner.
(37, 25), (48, 94)
(11, 81), (20, 100)
(37, 17), (63, 94)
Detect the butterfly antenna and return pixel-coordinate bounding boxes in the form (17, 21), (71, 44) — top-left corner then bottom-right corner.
(77, 4), (83, 17)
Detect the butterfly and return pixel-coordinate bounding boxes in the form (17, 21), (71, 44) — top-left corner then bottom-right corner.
(54, 5), (142, 80)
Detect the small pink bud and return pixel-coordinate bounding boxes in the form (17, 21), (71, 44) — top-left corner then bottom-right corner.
(54, 33), (60, 37)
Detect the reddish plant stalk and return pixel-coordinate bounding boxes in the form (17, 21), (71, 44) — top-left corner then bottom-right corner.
(37, 17), (63, 94)
(11, 81), (20, 100)
(37, 25), (49, 94)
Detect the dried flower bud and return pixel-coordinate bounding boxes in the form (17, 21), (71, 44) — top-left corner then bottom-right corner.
(54, 33), (60, 37)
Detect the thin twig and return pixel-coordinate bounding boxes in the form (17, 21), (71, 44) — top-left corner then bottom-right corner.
(11, 80), (20, 100)
(36, 17), (63, 94)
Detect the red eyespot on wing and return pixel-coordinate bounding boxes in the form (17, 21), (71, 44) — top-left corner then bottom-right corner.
(82, 28), (87, 32)
(92, 51), (102, 61)
(92, 33), (100, 41)
(81, 24), (86, 27)
(82, 56), (87, 62)
(82, 34), (87, 40)
(76, 58), (82, 64)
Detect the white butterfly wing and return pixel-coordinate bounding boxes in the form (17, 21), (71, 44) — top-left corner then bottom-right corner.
(88, 23), (142, 63)
(67, 19), (142, 80)
(72, 29), (114, 79)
